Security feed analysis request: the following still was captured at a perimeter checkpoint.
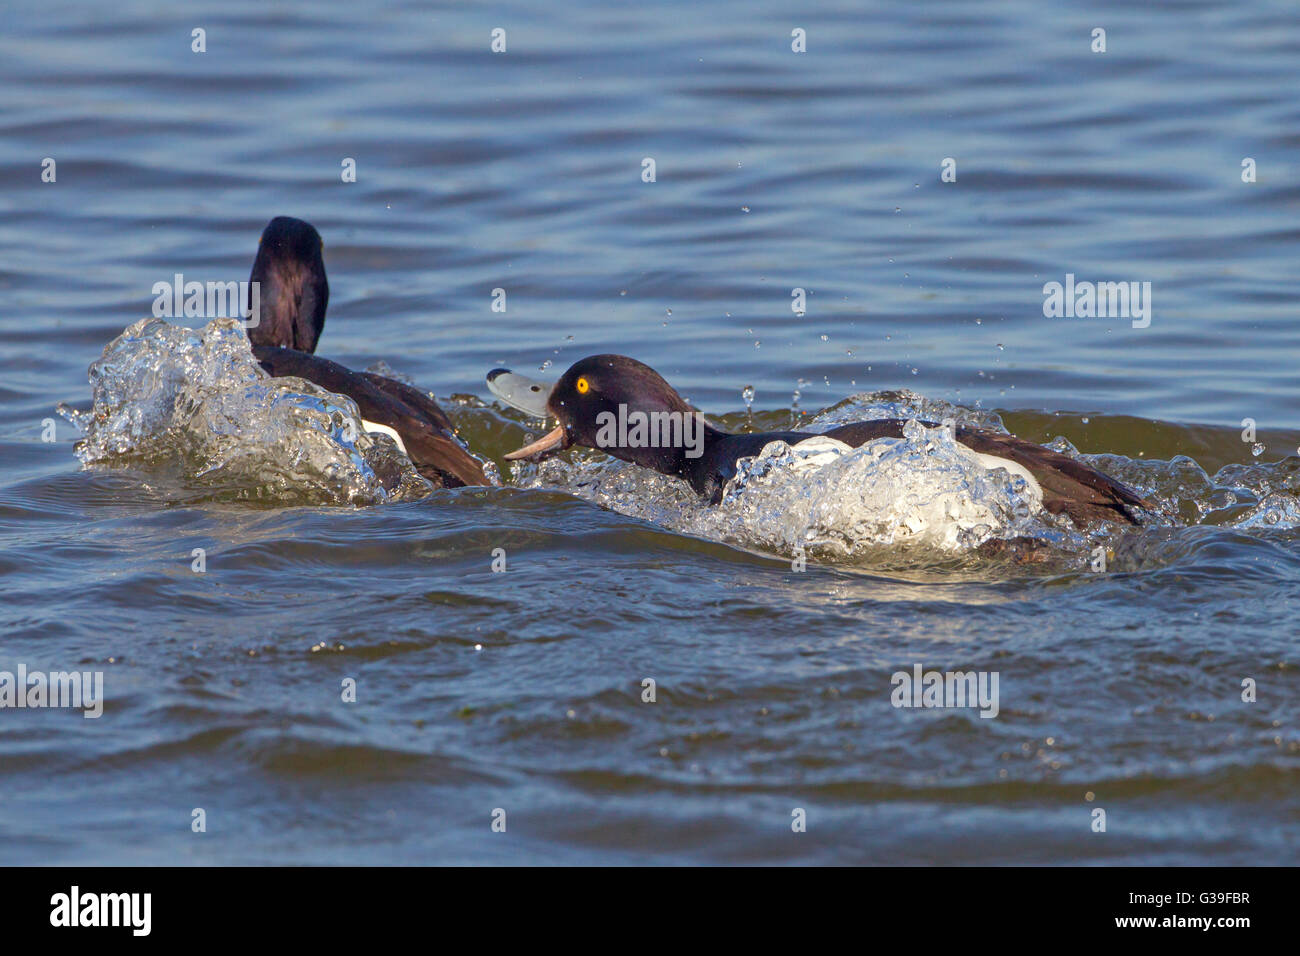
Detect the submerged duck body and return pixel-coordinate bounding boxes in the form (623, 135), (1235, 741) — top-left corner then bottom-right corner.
(490, 355), (1151, 528)
(247, 217), (486, 488)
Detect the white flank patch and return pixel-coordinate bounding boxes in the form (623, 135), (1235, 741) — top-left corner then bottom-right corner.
(362, 419), (408, 454)
(969, 451), (1043, 501)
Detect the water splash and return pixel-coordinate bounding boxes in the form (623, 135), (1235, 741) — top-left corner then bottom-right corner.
(1054, 439), (1300, 532)
(805, 388), (1007, 434)
(714, 423), (1056, 555)
(58, 317), (430, 505)
(512, 414), (1065, 562)
(504, 388), (1300, 564)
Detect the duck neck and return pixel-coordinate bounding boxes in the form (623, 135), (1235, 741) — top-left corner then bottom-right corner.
(600, 416), (727, 497)
(673, 421), (738, 503)
(677, 425), (816, 504)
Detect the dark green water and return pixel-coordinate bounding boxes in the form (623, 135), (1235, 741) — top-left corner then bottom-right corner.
(1, 0), (1297, 864)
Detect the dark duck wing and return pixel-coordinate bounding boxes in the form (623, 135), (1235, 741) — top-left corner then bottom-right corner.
(951, 426), (1151, 527)
(818, 419), (1151, 526)
(246, 217), (487, 489)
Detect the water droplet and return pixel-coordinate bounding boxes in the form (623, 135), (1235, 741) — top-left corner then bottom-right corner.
(539, 359), (552, 371)
(1252, 442), (1265, 457)
(820, 334), (828, 341)
(741, 205), (750, 213)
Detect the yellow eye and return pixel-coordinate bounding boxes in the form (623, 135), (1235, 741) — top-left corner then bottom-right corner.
(575, 377), (590, 394)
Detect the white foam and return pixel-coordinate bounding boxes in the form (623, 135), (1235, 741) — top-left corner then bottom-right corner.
(968, 451), (1043, 502)
(60, 317), (429, 504)
(514, 418), (1059, 559)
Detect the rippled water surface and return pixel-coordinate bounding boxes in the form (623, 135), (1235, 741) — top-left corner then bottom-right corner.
(2, 0), (1298, 864)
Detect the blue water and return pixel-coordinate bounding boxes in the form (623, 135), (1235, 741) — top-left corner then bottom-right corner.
(1, 0), (1297, 864)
